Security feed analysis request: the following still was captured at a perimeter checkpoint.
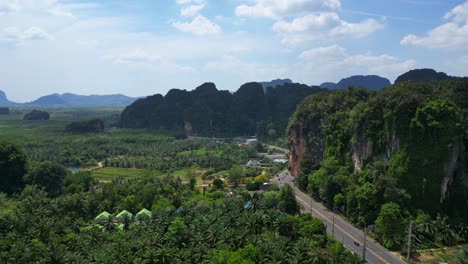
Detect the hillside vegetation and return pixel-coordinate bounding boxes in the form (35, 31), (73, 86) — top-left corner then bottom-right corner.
(288, 78), (468, 249)
(120, 82), (323, 138)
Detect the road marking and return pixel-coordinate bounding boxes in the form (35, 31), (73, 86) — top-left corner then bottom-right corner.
(296, 195), (391, 264)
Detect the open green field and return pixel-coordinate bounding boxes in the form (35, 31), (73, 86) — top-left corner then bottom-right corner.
(90, 167), (151, 182)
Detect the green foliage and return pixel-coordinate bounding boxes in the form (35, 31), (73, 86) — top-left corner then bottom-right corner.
(121, 82), (323, 138)
(0, 174), (353, 263)
(375, 202), (406, 249)
(0, 141), (27, 194)
(65, 118), (104, 133)
(279, 184), (300, 215)
(212, 178), (224, 190)
(23, 109), (50, 121)
(394, 68), (455, 84)
(456, 245), (468, 264)
(63, 171), (96, 193)
(25, 161), (68, 197)
(289, 78), (468, 250)
(228, 165), (243, 187)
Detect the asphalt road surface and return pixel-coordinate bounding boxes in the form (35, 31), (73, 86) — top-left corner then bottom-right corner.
(272, 170), (405, 264)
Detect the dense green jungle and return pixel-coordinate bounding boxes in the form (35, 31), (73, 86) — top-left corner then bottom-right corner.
(1, 76), (468, 263)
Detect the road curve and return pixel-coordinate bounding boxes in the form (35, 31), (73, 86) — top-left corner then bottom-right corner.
(273, 171), (405, 264)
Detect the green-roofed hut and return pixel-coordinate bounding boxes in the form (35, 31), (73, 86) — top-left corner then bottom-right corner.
(95, 211), (111, 221)
(116, 210), (133, 219)
(136, 208), (152, 220)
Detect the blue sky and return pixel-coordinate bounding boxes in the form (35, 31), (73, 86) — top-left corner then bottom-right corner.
(0, 0), (467, 102)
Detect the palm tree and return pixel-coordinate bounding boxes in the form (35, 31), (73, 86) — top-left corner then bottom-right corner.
(102, 215), (117, 231)
(456, 245), (468, 264)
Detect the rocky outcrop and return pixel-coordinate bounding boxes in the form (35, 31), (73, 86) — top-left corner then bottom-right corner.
(288, 79), (468, 214)
(288, 118), (325, 176)
(441, 142), (462, 202)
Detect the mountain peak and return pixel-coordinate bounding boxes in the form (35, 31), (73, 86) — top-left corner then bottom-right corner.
(394, 68), (457, 84)
(321, 75), (391, 90)
(0, 90), (15, 105)
(260, 79), (293, 89)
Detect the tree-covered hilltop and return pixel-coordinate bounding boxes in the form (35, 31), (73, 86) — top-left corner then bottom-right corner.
(320, 75), (391, 90)
(120, 82), (324, 138)
(288, 78), (468, 249)
(394, 68), (458, 84)
(23, 110), (50, 120)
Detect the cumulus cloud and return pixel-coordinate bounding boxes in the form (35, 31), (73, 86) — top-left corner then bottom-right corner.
(273, 13), (384, 45)
(236, 0), (383, 45)
(0, 26), (53, 44)
(172, 15), (221, 35)
(235, 0), (341, 19)
(180, 3), (205, 17)
(401, 1), (468, 49)
(299, 45), (416, 81)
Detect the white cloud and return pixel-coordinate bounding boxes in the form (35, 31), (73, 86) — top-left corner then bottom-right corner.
(0, 26), (52, 44)
(273, 13), (384, 45)
(0, 0), (100, 17)
(235, 0), (341, 19)
(299, 44), (346, 59)
(401, 1), (468, 49)
(176, 0), (204, 4)
(298, 45), (416, 82)
(172, 15), (221, 35)
(180, 3), (205, 17)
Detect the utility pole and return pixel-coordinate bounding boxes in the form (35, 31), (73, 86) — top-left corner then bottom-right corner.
(332, 205), (336, 237)
(310, 192), (313, 216)
(363, 226), (367, 262)
(407, 220), (413, 261)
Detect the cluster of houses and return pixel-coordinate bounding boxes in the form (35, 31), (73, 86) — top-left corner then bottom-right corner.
(93, 208), (152, 230)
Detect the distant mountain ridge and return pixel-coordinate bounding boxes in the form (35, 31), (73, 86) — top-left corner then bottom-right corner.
(121, 81), (324, 137)
(27, 93), (138, 107)
(320, 75), (391, 90)
(0, 91), (138, 107)
(260, 79), (293, 88)
(0, 90), (15, 105)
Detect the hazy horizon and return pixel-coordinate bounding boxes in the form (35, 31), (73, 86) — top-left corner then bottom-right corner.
(1, 0), (468, 102)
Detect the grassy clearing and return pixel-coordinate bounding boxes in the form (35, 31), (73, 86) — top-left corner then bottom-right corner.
(410, 246), (460, 263)
(178, 148), (222, 156)
(90, 167), (151, 182)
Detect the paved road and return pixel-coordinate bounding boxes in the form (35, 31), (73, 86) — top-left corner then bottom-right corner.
(272, 171), (405, 264)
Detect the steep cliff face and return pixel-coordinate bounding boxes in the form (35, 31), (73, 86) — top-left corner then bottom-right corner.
(288, 118), (325, 176)
(288, 79), (468, 217)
